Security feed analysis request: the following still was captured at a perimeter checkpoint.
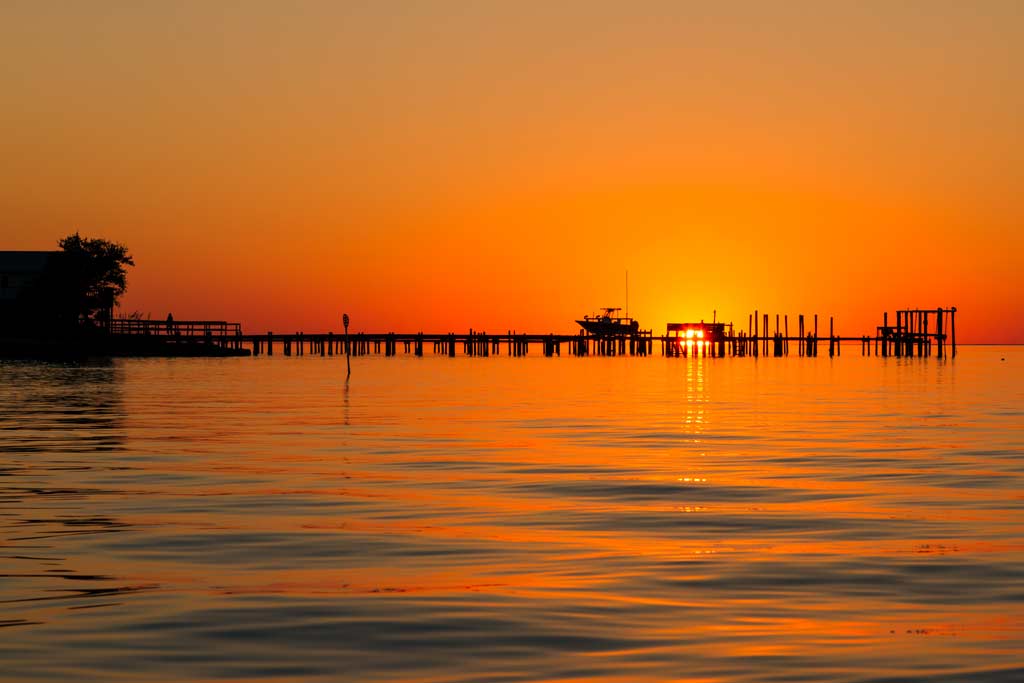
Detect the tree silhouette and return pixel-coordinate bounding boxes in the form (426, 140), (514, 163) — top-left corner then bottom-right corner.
(56, 232), (134, 324)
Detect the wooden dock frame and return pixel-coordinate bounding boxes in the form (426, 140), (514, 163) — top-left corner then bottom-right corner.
(876, 307), (956, 359)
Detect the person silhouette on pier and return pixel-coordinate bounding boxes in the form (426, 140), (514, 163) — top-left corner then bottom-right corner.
(166, 312), (174, 336)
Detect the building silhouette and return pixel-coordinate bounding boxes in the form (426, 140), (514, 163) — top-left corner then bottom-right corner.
(0, 251), (59, 334)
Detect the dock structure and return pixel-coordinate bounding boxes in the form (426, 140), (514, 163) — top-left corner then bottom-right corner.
(876, 307), (957, 359)
(107, 318), (248, 355)
(101, 307), (956, 360)
(242, 329), (654, 358)
(226, 306), (957, 360)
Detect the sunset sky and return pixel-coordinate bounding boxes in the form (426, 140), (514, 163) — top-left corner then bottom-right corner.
(1, 1), (1021, 342)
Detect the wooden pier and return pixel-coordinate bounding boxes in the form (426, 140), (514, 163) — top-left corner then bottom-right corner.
(107, 318), (249, 356)
(104, 307), (956, 360)
(229, 307), (957, 360)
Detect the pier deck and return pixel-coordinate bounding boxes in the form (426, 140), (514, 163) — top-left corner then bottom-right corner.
(105, 307), (957, 360)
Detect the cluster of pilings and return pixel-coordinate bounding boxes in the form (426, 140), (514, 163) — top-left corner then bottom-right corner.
(738, 311), (831, 357)
(877, 307), (956, 358)
(579, 331), (655, 356)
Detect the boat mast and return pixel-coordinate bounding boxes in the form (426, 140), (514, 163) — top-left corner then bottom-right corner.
(626, 270), (629, 320)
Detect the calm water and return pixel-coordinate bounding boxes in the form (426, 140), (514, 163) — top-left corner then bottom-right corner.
(1, 348), (1022, 682)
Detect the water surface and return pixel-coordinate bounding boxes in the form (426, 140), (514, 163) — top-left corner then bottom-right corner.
(1, 348), (1022, 682)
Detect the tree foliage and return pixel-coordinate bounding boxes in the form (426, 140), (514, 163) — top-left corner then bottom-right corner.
(56, 232), (135, 322)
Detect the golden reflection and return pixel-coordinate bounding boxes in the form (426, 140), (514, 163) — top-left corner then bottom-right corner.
(683, 352), (707, 436)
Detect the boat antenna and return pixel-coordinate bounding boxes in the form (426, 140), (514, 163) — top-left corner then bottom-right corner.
(626, 269), (629, 319)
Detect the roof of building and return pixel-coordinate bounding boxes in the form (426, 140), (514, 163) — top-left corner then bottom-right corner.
(0, 251), (59, 273)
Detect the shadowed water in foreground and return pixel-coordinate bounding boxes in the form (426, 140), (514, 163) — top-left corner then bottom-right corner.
(1, 348), (1022, 682)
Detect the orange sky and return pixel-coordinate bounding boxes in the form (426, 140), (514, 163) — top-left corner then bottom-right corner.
(1, 2), (1021, 342)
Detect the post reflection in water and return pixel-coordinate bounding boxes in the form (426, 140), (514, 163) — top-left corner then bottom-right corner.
(0, 351), (1022, 683)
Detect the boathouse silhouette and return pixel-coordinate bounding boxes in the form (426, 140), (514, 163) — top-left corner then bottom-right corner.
(0, 251), (59, 332)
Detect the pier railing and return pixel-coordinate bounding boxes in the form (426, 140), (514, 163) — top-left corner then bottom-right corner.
(110, 319), (242, 339)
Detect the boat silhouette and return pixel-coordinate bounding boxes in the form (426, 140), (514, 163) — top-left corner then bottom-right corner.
(576, 307), (640, 336)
